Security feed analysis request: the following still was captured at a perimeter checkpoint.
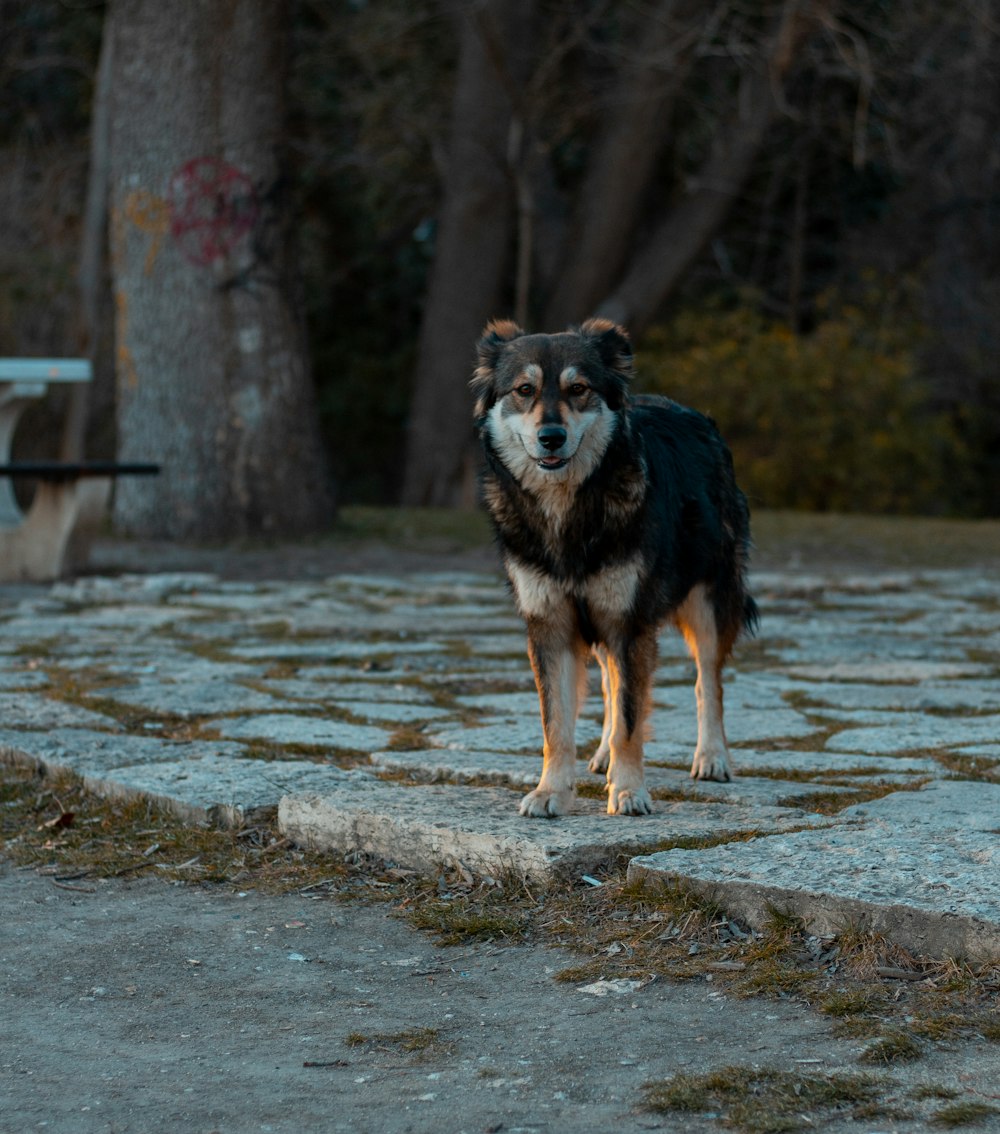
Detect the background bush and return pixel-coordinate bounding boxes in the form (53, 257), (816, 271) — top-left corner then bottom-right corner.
(637, 286), (973, 516)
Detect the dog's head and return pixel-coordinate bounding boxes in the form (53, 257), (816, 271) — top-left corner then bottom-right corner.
(471, 318), (632, 488)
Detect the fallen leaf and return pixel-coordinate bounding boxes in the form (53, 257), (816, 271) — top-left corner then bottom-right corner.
(39, 812), (75, 831)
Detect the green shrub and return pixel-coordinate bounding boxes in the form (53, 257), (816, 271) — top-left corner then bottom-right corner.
(637, 289), (971, 515)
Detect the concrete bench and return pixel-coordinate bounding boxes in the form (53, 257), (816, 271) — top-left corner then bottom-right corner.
(0, 359), (159, 582)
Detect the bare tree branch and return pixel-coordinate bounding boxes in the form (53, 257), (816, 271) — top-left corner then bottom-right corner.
(596, 0), (830, 333)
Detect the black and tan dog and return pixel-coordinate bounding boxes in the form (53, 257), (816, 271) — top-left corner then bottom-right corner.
(472, 318), (758, 817)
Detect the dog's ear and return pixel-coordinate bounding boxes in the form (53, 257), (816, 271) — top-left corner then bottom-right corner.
(471, 320), (526, 422)
(578, 318), (632, 375)
(578, 318), (632, 408)
(475, 319), (526, 371)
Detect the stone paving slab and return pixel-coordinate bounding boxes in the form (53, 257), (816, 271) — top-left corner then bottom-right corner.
(0, 727), (246, 772)
(628, 781), (1000, 961)
(277, 780), (830, 880)
(1, 564), (998, 960)
(96, 677), (285, 718)
(723, 748), (941, 776)
(0, 730), (366, 827)
(826, 717), (1000, 754)
(204, 713), (395, 752)
(0, 692), (122, 731)
(790, 680), (1000, 711)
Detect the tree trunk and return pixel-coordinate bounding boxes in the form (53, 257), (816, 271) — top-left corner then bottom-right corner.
(63, 9), (115, 463)
(400, 0), (534, 507)
(596, 0), (827, 334)
(108, 0), (333, 539)
(542, 0), (698, 330)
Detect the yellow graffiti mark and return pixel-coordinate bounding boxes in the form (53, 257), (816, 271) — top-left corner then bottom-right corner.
(124, 189), (171, 276)
(114, 289), (139, 389)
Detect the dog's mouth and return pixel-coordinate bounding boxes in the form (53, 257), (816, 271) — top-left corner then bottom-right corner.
(519, 435), (573, 471)
(535, 455), (570, 470)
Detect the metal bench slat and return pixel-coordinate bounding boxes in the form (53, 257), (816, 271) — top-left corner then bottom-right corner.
(0, 359), (93, 382)
(0, 462), (160, 482)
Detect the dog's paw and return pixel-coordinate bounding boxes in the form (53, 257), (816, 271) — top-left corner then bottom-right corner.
(607, 784), (653, 816)
(690, 748), (733, 782)
(519, 787), (573, 818)
(587, 745), (609, 775)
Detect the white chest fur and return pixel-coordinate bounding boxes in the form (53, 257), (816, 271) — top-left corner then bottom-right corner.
(506, 555), (641, 622)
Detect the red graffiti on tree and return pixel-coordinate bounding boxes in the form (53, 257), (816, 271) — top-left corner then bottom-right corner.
(167, 157), (258, 267)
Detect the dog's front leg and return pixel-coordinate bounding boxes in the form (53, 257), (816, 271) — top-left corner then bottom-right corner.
(603, 629), (656, 816)
(520, 613), (585, 818)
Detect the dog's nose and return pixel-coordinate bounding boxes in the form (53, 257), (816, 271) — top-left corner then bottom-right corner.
(537, 425), (567, 452)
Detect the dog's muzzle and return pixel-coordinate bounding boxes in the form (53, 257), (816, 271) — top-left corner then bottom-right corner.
(535, 425), (569, 469)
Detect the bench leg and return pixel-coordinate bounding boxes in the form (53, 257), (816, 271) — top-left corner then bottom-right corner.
(0, 478), (111, 582)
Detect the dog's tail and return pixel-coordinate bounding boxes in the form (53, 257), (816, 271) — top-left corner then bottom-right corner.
(743, 594), (761, 638)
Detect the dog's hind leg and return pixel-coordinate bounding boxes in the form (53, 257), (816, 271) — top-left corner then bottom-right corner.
(588, 646), (612, 775)
(602, 629), (656, 816)
(520, 618), (588, 818)
(675, 583), (734, 782)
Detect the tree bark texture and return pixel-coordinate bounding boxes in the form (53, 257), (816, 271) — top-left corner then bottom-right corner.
(596, 0), (828, 334)
(108, 0), (333, 539)
(543, 0), (697, 329)
(64, 10), (115, 463)
(401, 0), (534, 507)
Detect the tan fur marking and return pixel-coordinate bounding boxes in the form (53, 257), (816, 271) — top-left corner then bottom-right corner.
(601, 632), (656, 815)
(521, 627), (586, 818)
(674, 583), (733, 782)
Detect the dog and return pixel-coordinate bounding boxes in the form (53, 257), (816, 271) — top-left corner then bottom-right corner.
(471, 317), (758, 817)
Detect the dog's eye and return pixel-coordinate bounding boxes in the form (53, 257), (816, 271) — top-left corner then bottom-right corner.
(569, 382), (588, 397)
(514, 383), (535, 398)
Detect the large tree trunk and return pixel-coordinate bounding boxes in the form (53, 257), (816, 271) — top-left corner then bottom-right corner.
(400, 0), (534, 507)
(108, 0), (333, 539)
(596, 0), (827, 333)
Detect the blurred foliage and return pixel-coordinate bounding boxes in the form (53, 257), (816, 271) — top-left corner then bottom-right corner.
(638, 282), (977, 516)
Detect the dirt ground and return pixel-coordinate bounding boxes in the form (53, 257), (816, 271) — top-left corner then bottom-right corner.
(4, 867), (999, 1134)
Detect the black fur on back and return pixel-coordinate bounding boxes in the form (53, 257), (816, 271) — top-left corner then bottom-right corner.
(630, 394), (759, 642)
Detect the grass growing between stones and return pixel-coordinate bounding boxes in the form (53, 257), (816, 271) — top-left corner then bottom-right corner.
(23, 660), (206, 738)
(641, 1065), (893, 1132)
(934, 751), (1000, 779)
(775, 781), (918, 813)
